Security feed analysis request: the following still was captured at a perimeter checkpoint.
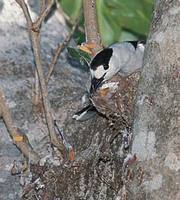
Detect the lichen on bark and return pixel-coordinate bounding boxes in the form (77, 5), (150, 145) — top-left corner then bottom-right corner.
(130, 0), (180, 199)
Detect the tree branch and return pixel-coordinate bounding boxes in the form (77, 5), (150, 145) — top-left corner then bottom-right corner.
(33, 0), (54, 32)
(15, 0), (33, 28)
(15, 0), (67, 157)
(0, 89), (40, 163)
(40, 0), (46, 15)
(46, 13), (81, 84)
(83, 0), (103, 54)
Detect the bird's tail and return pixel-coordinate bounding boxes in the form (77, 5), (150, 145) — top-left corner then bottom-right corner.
(72, 104), (97, 121)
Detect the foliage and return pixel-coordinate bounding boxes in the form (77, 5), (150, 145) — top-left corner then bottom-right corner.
(67, 47), (91, 65)
(59, 0), (154, 46)
(59, 0), (82, 20)
(97, 0), (154, 45)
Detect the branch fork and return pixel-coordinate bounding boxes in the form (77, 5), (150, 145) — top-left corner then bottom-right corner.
(15, 0), (67, 157)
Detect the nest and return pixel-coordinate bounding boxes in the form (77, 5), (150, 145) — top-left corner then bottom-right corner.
(91, 72), (140, 131)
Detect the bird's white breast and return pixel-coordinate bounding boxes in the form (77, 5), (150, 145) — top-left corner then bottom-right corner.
(91, 65), (107, 79)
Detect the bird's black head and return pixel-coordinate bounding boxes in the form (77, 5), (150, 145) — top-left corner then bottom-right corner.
(89, 48), (113, 94)
(90, 48), (113, 70)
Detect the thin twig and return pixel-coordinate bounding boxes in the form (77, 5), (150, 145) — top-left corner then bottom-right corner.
(33, 0), (54, 32)
(15, 0), (67, 156)
(32, 70), (41, 106)
(15, 0), (33, 28)
(40, 0), (46, 15)
(46, 13), (81, 84)
(0, 89), (40, 163)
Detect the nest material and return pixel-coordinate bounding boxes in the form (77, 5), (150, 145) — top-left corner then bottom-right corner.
(91, 72), (140, 131)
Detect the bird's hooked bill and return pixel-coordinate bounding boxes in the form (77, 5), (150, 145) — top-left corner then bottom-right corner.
(90, 76), (105, 94)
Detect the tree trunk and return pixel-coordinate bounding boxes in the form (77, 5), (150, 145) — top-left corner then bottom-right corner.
(130, 0), (180, 199)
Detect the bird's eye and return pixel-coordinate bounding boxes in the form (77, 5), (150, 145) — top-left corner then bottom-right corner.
(103, 65), (109, 70)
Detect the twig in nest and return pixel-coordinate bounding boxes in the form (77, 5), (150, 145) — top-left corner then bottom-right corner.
(15, 0), (67, 156)
(0, 89), (40, 163)
(46, 13), (81, 84)
(97, 168), (118, 193)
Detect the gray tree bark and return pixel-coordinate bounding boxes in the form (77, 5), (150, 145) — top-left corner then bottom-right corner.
(130, 0), (180, 199)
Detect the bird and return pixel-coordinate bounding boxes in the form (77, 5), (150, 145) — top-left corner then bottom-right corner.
(90, 41), (145, 93)
(73, 41), (145, 121)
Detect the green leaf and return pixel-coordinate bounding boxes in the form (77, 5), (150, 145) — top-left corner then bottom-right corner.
(59, 0), (82, 21)
(67, 47), (80, 59)
(67, 47), (91, 65)
(97, 0), (154, 46)
(60, 0), (154, 47)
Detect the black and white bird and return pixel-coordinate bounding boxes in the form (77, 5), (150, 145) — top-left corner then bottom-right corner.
(90, 41), (145, 93)
(73, 41), (145, 121)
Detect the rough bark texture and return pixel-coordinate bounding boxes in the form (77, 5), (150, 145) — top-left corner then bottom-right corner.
(130, 0), (180, 199)
(83, 0), (102, 53)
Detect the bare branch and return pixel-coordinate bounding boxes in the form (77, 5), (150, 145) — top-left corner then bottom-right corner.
(33, 0), (54, 31)
(30, 32), (66, 154)
(15, 0), (33, 28)
(0, 89), (40, 163)
(83, 0), (103, 54)
(46, 14), (81, 84)
(15, 0), (67, 157)
(40, 0), (46, 15)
